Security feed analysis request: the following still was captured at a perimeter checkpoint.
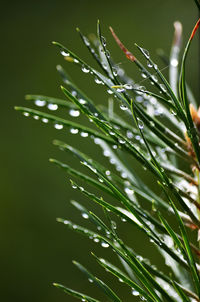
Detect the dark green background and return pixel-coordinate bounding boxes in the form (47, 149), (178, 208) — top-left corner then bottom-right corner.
(1, 0), (199, 301)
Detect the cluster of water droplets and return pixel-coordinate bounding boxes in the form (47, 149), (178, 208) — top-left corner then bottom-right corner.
(93, 137), (146, 181)
(34, 97), (83, 118)
(63, 207), (111, 248)
(28, 96), (105, 138)
(134, 47), (171, 98)
(94, 138), (131, 179)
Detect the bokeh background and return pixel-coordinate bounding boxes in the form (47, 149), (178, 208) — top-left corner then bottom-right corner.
(1, 0), (199, 301)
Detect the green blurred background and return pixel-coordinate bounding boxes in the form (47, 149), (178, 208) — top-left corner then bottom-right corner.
(1, 0), (199, 301)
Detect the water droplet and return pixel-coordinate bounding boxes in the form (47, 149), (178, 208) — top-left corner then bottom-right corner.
(153, 64), (158, 70)
(35, 99), (46, 107)
(60, 49), (69, 56)
(118, 278), (123, 283)
(42, 118), (49, 123)
(98, 178), (104, 183)
(100, 258), (106, 263)
(80, 132), (88, 137)
(47, 103), (58, 111)
(72, 184), (77, 189)
(109, 131), (115, 136)
(116, 87), (125, 93)
(106, 50), (110, 58)
(121, 172), (127, 178)
(64, 220), (69, 225)
(101, 36), (106, 47)
(102, 63), (107, 70)
(139, 86), (146, 92)
(150, 75), (157, 83)
(94, 77), (103, 85)
(126, 130), (133, 139)
(107, 89), (113, 94)
(23, 112), (30, 117)
(105, 170), (111, 176)
(33, 115), (39, 120)
(120, 104), (128, 111)
(149, 121), (155, 127)
(170, 58), (178, 67)
(82, 213), (89, 219)
(135, 96), (143, 103)
(72, 91), (77, 97)
(132, 289), (140, 296)
(88, 278), (93, 283)
(83, 36), (90, 46)
(116, 165), (121, 171)
(125, 187), (134, 194)
(141, 48), (150, 59)
(110, 158), (116, 164)
(124, 84), (133, 90)
(74, 58), (79, 63)
(137, 118), (144, 129)
(147, 60), (153, 68)
(141, 72), (147, 79)
(70, 128), (79, 134)
(112, 145), (118, 149)
(110, 221), (116, 230)
(112, 67), (118, 76)
(72, 224), (77, 229)
(136, 255), (143, 262)
(79, 98), (86, 105)
(54, 123), (63, 130)
(160, 84), (167, 93)
(69, 109), (80, 117)
(101, 242), (109, 248)
(118, 138), (126, 144)
(103, 150), (110, 157)
(81, 65), (90, 73)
